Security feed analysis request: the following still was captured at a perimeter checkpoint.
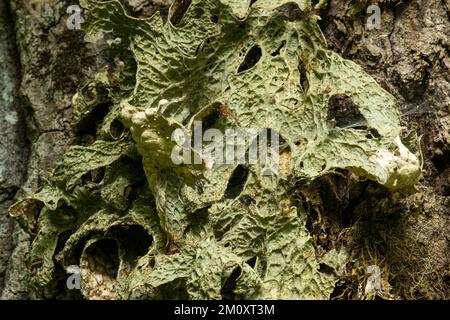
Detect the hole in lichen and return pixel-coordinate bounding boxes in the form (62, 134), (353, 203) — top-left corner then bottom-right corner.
(271, 40), (286, 56)
(250, 0), (258, 6)
(210, 15), (219, 24)
(221, 266), (242, 300)
(246, 256), (257, 268)
(368, 129), (381, 139)
(70, 233), (95, 267)
(80, 166), (106, 185)
(327, 94), (366, 129)
(237, 45), (262, 73)
(298, 61), (309, 92)
(55, 229), (76, 256)
(432, 151), (450, 196)
(169, 0), (192, 26)
(75, 102), (111, 135)
(275, 2), (302, 17)
(109, 119), (125, 140)
(154, 279), (189, 299)
(436, 169), (450, 197)
(200, 106), (221, 131)
(432, 150), (450, 174)
(107, 225), (153, 264)
(319, 263), (336, 274)
(184, 207), (210, 236)
(224, 165), (249, 199)
(84, 238), (120, 279)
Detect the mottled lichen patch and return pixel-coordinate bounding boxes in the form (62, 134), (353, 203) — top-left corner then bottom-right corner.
(10, 0), (424, 300)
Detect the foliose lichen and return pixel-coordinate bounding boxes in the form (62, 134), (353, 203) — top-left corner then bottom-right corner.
(10, 0), (422, 299)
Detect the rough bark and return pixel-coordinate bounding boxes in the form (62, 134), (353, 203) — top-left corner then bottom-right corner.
(0, 0), (28, 298)
(1, 0), (108, 299)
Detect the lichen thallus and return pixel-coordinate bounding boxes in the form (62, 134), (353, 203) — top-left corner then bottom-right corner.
(278, 101), (437, 151)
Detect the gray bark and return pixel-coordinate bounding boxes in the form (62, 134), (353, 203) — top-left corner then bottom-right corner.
(0, 0), (28, 298)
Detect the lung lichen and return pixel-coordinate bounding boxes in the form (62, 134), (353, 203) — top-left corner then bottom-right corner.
(10, 0), (422, 299)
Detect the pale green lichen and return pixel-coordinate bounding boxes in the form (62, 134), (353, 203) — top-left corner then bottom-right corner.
(10, 0), (422, 300)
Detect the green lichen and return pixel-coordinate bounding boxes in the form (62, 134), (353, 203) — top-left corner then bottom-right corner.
(10, 0), (422, 299)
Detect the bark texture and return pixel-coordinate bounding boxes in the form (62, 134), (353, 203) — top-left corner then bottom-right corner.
(0, 0), (28, 299)
(1, 0), (108, 299)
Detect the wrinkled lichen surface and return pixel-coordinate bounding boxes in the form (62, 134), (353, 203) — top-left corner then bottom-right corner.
(9, 0), (428, 299)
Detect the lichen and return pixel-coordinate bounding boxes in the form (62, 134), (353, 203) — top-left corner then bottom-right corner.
(10, 0), (423, 299)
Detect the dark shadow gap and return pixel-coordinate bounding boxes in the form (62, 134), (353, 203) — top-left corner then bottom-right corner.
(224, 165), (249, 199)
(237, 45), (262, 73)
